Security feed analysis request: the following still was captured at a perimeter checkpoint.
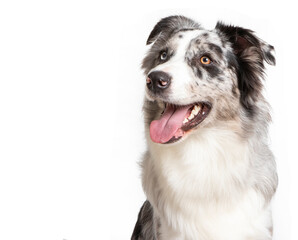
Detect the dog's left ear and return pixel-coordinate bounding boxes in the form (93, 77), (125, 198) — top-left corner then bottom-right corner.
(215, 22), (276, 115)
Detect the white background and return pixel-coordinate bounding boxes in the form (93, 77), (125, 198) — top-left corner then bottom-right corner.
(0, 0), (297, 239)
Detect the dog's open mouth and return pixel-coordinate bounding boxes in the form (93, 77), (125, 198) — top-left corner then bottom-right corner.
(149, 102), (211, 144)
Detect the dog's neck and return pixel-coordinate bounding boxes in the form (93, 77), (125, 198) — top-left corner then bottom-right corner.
(143, 124), (251, 212)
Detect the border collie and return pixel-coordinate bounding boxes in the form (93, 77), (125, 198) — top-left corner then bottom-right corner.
(132, 15), (278, 240)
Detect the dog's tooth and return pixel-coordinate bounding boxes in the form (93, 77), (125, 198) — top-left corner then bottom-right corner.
(192, 107), (199, 115)
(183, 118), (189, 124)
(188, 113), (195, 120)
(191, 105), (201, 116)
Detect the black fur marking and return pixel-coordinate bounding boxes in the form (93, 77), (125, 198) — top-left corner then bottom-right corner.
(203, 64), (221, 78)
(226, 51), (239, 70)
(215, 21), (275, 116)
(215, 22), (260, 54)
(194, 67), (203, 78)
(188, 56), (203, 78)
(263, 45), (276, 65)
(131, 204), (145, 239)
(237, 49), (264, 117)
(202, 32), (209, 38)
(146, 15), (200, 45)
(131, 201), (155, 240)
(208, 43), (223, 58)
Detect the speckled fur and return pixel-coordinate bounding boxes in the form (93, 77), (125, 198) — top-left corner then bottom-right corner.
(132, 16), (277, 240)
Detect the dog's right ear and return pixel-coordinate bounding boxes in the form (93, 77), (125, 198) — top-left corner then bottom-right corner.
(146, 15), (201, 45)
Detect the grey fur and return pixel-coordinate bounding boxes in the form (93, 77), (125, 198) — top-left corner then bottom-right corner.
(131, 200), (158, 240)
(132, 16), (278, 240)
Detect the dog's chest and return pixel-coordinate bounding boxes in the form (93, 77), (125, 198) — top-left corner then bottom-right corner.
(143, 130), (272, 240)
(146, 129), (250, 201)
(157, 193), (272, 240)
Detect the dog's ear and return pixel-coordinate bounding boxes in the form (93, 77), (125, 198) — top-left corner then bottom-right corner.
(215, 22), (275, 115)
(146, 15), (200, 45)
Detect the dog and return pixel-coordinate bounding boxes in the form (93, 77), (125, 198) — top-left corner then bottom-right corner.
(131, 15), (278, 240)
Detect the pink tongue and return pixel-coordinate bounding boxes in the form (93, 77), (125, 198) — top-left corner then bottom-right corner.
(150, 105), (191, 143)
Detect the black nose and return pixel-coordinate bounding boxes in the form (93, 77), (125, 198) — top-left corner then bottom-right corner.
(146, 71), (171, 93)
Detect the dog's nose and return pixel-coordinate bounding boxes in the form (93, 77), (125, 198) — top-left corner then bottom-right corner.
(146, 71), (171, 93)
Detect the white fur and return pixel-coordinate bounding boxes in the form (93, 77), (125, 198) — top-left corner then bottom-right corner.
(142, 125), (273, 240)
(138, 21), (276, 240)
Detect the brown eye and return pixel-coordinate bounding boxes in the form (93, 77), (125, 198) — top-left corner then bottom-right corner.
(200, 56), (212, 65)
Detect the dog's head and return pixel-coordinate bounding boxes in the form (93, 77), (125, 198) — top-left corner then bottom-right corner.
(142, 16), (275, 144)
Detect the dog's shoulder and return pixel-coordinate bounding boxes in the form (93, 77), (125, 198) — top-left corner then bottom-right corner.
(131, 200), (156, 240)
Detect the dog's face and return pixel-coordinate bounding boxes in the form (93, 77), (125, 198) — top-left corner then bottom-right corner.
(142, 16), (275, 144)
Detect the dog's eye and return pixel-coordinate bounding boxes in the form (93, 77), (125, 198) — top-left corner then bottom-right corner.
(200, 56), (212, 65)
(160, 51), (168, 61)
